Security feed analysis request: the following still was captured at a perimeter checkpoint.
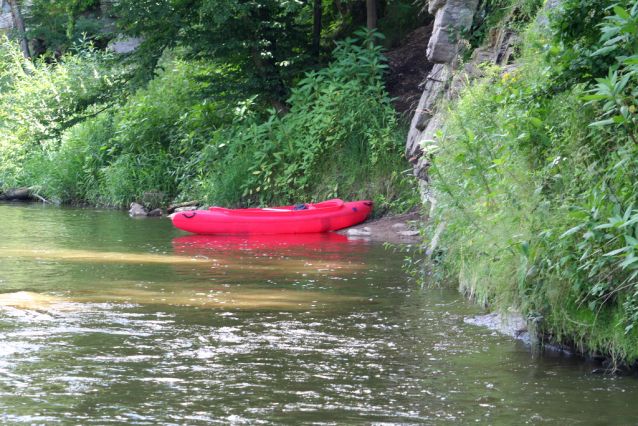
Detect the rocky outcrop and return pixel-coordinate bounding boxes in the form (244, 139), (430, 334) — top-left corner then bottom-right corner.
(0, 1), (11, 30)
(405, 0), (526, 200)
(427, 0), (480, 64)
(405, 0), (482, 187)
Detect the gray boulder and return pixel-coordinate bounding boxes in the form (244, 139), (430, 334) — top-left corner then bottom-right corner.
(427, 0), (480, 64)
(129, 202), (148, 216)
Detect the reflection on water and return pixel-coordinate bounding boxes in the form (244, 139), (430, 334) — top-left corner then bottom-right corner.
(0, 202), (638, 425)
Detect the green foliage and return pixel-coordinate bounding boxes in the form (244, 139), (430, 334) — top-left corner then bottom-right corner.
(25, 0), (106, 56)
(189, 31), (413, 209)
(546, 0), (622, 88)
(420, 7), (638, 363)
(378, 0), (431, 46)
(235, 30), (399, 202)
(0, 36), (126, 142)
(0, 32), (415, 212)
(112, 0), (320, 107)
(468, 0), (544, 50)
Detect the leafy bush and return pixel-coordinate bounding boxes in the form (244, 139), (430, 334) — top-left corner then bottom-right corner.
(0, 30), (415, 212)
(224, 30), (407, 206)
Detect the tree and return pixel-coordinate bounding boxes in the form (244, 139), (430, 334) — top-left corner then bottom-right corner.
(366, 0), (378, 46)
(113, 0), (321, 114)
(7, 0), (31, 59)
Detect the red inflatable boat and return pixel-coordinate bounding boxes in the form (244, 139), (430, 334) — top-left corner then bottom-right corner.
(172, 199), (373, 234)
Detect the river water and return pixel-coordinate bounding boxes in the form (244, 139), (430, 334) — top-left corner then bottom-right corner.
(0, 202), (636, 425)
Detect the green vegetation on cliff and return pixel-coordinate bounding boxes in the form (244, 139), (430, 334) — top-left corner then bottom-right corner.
(425, 0), (638, 364)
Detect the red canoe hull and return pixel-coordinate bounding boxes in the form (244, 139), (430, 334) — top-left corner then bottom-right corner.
(171, 199), (373, 235)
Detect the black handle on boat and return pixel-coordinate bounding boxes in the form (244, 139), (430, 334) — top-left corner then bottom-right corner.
(364, 202), (374, 206)
(183, 212), (197, 218)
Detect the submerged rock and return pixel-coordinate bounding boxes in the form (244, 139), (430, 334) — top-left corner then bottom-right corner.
(347, 227), (372, 237)
(129, 202), (148, 216)
(464, 311), (530, 344)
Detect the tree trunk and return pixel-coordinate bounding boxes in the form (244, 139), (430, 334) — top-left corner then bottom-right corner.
(8, 0), (31, 60)
(311, 0), (322, 57)
(268, 98), (291, 116)
(366, 0), (378, 47)
(333, 0), (347, 18)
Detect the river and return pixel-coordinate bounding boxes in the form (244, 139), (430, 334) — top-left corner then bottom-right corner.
(0, 202), (636, 424)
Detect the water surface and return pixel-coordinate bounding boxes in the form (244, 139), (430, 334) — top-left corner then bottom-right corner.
(0, 202), (636, 425)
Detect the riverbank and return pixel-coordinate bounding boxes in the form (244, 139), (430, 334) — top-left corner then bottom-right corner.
(413, 3), (638, 367)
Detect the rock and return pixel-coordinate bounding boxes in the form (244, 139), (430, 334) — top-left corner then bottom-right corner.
(167, 200), (201, 214)
(392, 223), (407, 228)
(1, 187), (33, 201)
(427, 0), (480, 64)
(129, 202), (148, 216)
(397, 230), (420, 236)
(405, 64), (451, 162)
(147, 208), (163, 217)
(108, 35), (145, 54)
(464, 310), (530, 344)
(0, 10), (11, 31)
(347, 228), (372, 237)
(175, 206), (198, 213)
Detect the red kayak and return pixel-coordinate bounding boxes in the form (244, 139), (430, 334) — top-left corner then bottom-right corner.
(171, 199), (373, 234)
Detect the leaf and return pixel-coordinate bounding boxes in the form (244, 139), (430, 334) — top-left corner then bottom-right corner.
(592, 45), (620, 56)
(625, 234), (638, 246)
(619, 255), (638, 268)
(466, 129), (475, 143)
(613, 5), (631, 20)
(517, 241), (530, 257)
(560, 225), (584, 238)
(530, 117), (543, 127)
(624, 204), (634, 222)
(622, 55), (638, 65)
(581, 94), (610, 101)
(517, 132), (530, 140)
(615, 73), (632, 95)
(604, 247), (629, 257)
(589, 119), (615, 127)
(614, 115), (628, 124)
